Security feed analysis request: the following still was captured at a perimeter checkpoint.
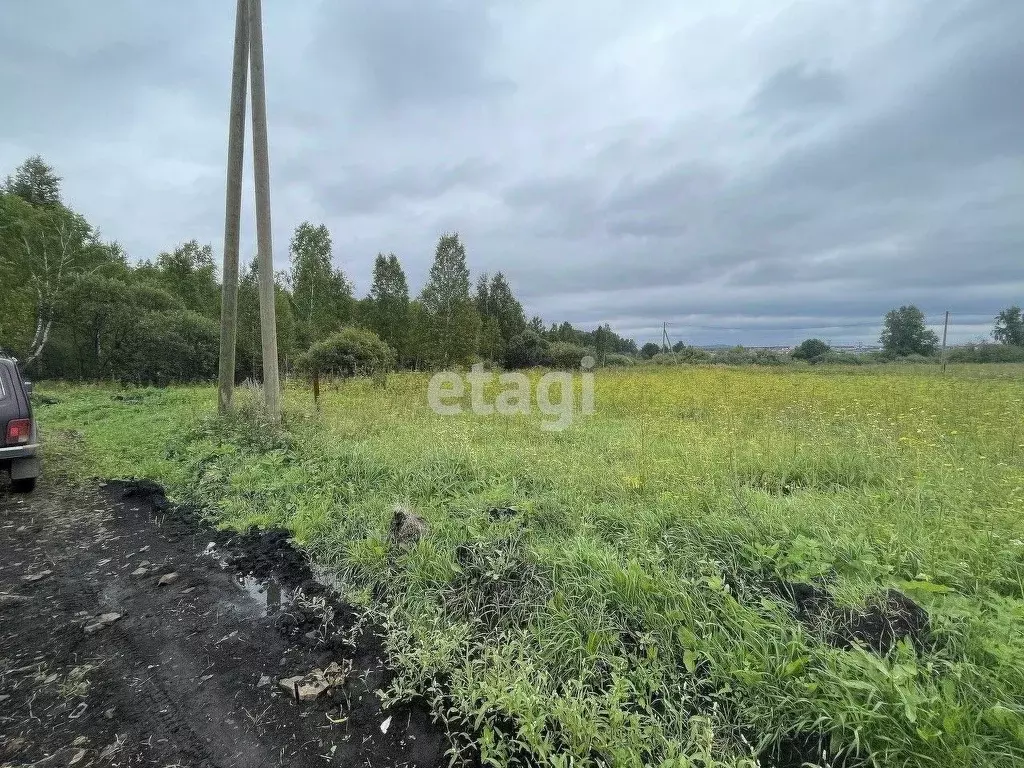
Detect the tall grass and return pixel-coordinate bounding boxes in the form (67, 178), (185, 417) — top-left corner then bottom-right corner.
(37, 365), (1024, 766)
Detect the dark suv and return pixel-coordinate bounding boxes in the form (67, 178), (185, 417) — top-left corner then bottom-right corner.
(0, 354), (40, 492)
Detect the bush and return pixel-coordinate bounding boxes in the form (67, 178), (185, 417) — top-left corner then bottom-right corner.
(109, 309), (219, 386)
(751, 349), (785, 366)
(650, 352), (679, 365)
(503, 331), (550, 369)
(644, 347), (712, 365)
(947, 343), (1024, 363)
(640, 342), (662, 359)
(295, 327), (395, 381)
(816, 350), (863, 365)
(711, 346), (752, 365)
(547, 341), (592, 369)
(676, 346), (711, 363)
(601, 353), (635, 367)
(847, 351), (887, 364)
(792, 338), (831, 362)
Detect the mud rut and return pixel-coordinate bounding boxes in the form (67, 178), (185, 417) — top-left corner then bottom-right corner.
(0, 478), (449, 768)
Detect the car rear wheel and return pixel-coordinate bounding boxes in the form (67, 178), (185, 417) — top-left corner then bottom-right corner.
(11, 477), (37, 493)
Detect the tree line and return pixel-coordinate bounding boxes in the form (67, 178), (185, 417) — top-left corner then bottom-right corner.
(0, 157), (635, 384)
(782, 305), (1024, 365)
(636, 306), (1024, 366)
(4, 157), (1020, 382)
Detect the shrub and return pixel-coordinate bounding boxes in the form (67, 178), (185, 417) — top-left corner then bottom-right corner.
(848, 351), (887, 364)
(646, 347), (712, 365)
(601, 353), (635, 367)
(751, 349), (785, 366)
(502, 331), (550, 369)
(895, 353), (937, 364)
(948, 343), (1024, 363)
(547, 341), (592, 369)
(816, 350), (863, 365)
(640, 342), (662, 359)
(676, 345), (711, 363)
(792, 338), (831, 362)
(109, 309), (219, 385)
(295, 327), (395, 381)
(650, 352), (679, 365)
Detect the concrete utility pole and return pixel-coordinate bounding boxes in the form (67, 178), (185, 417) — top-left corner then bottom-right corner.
(217, 0), (249, 415)
(248, 0), (282, 421)
(662, 321), (677, 360)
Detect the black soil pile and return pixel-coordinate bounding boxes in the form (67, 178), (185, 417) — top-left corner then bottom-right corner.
(774, 580), (931, 654)
(0, 476), (450, 768)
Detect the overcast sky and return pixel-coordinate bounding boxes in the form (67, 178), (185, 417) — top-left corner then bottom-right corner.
(2, 1), (1021, 346)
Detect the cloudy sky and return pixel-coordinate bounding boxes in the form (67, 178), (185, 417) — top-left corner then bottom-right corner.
(2, 1), (1021, 346)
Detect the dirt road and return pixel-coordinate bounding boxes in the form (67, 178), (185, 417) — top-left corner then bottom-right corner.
(0, 477), (449, 767)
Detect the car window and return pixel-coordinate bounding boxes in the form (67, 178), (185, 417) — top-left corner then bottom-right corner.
(0, 366), (9, 399)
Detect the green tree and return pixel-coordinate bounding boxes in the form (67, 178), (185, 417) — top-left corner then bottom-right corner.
(640, 342), (662, 359)
(274, 275), (299, 373)
(479, 315), (501, 360)
(880, 305), (939, 357)
(235, 256), (297, 379)
(366, 253), (410, 362)
(792, 338), (831, 361)
(236, 259), (263, 381)
(594, 324), (614, 364)
(420, 233), (480, 366)
(553, 321), (575, 343)
(55, 274), (183, 379)
(289, 222), (352, 344)
(0, 191), (110, 367)
(472, 270), (525, 361)
(487, 272), (526, 344)
(474, 272), (490, 317)
(993, 306), (1024, 346)
(150, 239), (219, 316)
(406, 300), (431, 370)
(351, 296), (373, 326)
(0, 203), (35, 353)
(4, 155), (62, 206)
(107, 309), (220, 386)
(503, 330), (550, 369)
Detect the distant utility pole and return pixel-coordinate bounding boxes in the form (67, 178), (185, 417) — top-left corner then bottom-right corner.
(662, 322), (677, 360)
(217, 0), (249, 416)
(941, 310), (950, 374)
(248, 0), (281, 421)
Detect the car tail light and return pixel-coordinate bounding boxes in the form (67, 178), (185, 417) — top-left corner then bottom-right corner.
(6, 419), (31, 445)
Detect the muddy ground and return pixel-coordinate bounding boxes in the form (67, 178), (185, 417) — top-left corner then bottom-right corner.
(0, 476), (450, 768)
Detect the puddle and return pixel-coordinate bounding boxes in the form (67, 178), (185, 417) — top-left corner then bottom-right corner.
(236, 574), (293, 616)
(202, 540), (294, 617)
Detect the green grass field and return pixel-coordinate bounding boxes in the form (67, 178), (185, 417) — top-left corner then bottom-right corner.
(36, 365), (1024, 767)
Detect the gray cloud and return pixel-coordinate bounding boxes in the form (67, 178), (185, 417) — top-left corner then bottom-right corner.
(315, 1), (513, 113)
(282, 158), (498, 217)
(1, 0), (1022, 347)
(750, 63), (846, 116)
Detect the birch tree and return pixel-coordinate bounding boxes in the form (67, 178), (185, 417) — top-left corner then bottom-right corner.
(420, 232), (480, 367)
(0, 192), (100, 366)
